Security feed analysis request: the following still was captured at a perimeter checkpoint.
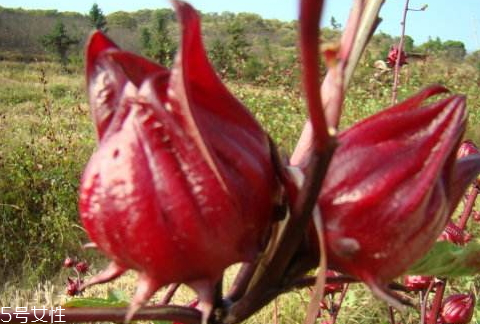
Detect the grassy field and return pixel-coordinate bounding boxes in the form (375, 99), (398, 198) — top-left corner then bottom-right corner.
(1, 57), (480, 323)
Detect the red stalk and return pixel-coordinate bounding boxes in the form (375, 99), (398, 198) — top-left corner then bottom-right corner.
(457, 186), (479, 230)
(391, 0), (410, 104)
(299, 0), (329, 150)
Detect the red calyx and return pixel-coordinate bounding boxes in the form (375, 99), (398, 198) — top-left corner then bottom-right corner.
(63, 257), (75, 268)
(79, 1), (279, 320)
(403, 275), (433, 292)
(316, 86), (480, 307)
(441, 294), (475, 324)
(324, 270), (344, 295)
(75, 261), (89, 274)
(387, 45), (407, 68)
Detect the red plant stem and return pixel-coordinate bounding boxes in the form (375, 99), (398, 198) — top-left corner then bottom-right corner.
(299, 0), (329, 150)
(419, 291), (426, 324)
(274, 298), (279, 324)
(421, 280), (435, 324)
(330, 283), (349, 324)
(427, 279), (446, 324)
(457, 185), (479, 230)
(159, 283), (181, 305)
(391, 0), (410, 104)
(225, 148), (335, 324)
(0, 306), (201, 324)
(388, 306), (395, 324)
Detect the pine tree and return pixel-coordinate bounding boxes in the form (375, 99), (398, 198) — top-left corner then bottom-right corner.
(40, 20), (79, 69)
(89, 3), (108, 32)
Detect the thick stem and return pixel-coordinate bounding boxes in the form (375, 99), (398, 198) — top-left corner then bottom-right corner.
(391, 0), (410, 104)
(457, 186), (479, 230)
(299, 0), (329, 150)
(0, 306), (201, 324)
(225, 146), (335, 324)
(427, 279), (446, 324)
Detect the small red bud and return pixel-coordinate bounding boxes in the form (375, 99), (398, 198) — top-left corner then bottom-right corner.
(386, 45), (407, 67)
(473, 211), (480, 222)
(63, 257), (75, 268)
(66, 277), (83, 296)
(463, 232), (473, 243)
(403, 275), (433, 292)
(324, 270), (344, 295)
(441, 294), (475, 324)
(75, 261), (89, 273)
(457, 140), (479, 159)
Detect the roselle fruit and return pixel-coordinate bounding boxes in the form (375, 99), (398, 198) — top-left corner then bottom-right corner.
(314, 86), (480, 306)
(79, 1), (279, 320)
(403, 275), (433, 292)
(386, 46), (407, 68)
(324, 270), (344, 295)
(441, 294), (475, 324)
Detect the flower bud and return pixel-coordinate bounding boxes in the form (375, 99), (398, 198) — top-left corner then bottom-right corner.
(441, 294), (475, 324)
(75, 261), (89, 274)
(457, 140), (479, 159)
(66, 277), (82, 297)
(63, 257), (75, 268)
(324, 270), (344, 295)
(386, 46), (407, 68)
(317, 86), (480, 306)
(403, 275), (433, 292)
(79, 1), (279, 321)
(473, 211), (480, 222)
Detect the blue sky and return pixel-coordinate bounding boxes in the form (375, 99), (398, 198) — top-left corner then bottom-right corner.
(2, 0), (479, 52)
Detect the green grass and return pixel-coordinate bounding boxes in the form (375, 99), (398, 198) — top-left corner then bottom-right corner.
(1, 57), (480, 324)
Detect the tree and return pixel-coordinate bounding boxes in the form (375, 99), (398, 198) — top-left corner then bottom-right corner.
(140, 10), (175, 66)
(419, 36), (443, 53)
(88, 3), (108, 32)
(209, 38), (230, 74)
(330, 16), (342, 30)
(443, 40), (466, 62)
(226, 19), (251, 62)
(40, 20), (79, 69)
(403, 35), (414, 52)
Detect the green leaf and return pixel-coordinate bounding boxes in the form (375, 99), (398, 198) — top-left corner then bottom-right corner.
(63, 289), (131, 308)
(63, 297), (129, 308)
(407, 240), (480, 277)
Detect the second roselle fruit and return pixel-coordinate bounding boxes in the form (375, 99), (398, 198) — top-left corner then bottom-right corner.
(441, 294), (475, 324)
(79, 1), (279, 319)
(316, 86), (480, 305)
(403, 275), (433, 292)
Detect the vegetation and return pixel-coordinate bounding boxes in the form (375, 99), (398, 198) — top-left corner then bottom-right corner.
(1, 3), (480, 324)
(40, 20), (79, 69)
(140, 9), (176, 66)
(88, 3), (108, 32)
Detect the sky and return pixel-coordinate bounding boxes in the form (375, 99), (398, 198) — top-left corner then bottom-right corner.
(2, 0), (479, 52)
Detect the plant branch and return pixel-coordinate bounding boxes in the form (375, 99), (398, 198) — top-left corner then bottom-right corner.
(391, 0), (410, 104)
(427, 279), (446, 324)
(457, 185), (479, 230)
